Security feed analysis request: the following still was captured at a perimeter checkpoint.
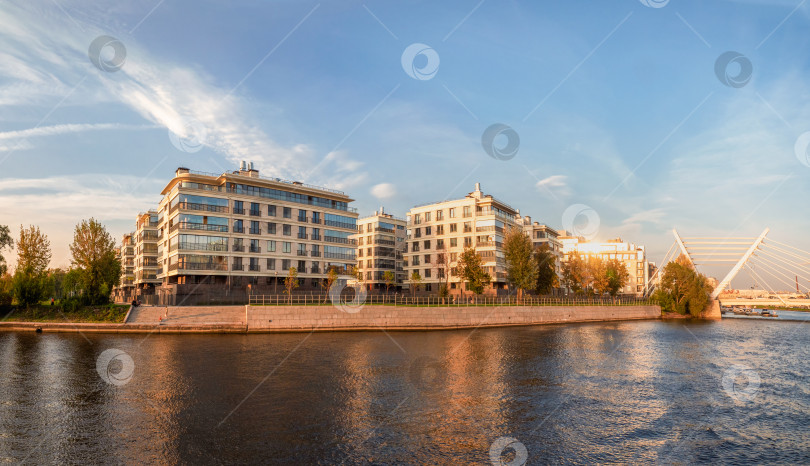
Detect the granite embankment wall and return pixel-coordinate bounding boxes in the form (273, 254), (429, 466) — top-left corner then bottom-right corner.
(245, 305), (661, 332)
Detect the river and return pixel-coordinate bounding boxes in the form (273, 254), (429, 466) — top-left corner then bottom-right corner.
(1, 317), (808, 464)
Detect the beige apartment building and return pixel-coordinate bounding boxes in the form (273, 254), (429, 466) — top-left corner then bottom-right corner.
(154, 163), (358, 303)
(113, 232), (136, 302)
(516, 214), (563, 286)
(352, 208), (406, 292)
(134, 210), (161, 298)
(404, 183), (520, 295)
(559, 234), (650, 296)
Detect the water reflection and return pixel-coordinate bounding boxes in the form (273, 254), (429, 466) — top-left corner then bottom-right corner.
(1, 318), (808, 463)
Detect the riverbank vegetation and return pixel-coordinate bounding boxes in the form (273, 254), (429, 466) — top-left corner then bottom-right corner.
(653, 255), (713, 317)
(1, 301), (129, 323)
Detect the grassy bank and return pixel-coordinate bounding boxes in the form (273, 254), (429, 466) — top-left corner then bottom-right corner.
(0, 303), (129, 323)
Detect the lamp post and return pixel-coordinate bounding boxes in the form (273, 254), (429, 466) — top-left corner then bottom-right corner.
(274, 271), (278, 296)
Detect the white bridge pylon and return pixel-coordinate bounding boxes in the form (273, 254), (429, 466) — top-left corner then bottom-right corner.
(672, 228), (769, 299)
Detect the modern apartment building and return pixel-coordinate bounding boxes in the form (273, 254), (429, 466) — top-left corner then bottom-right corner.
(559, 234), (651, 296)
(352, 208), (406, 292)
(404, 183), (520, 295)
(134, 210), (161, 298)
(113, 232), (136, 302)
(155, 163), (358, 302)
(516, 214), (563, 285)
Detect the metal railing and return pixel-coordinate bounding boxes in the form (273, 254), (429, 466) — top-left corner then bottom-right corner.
(247, 294), (656, 307)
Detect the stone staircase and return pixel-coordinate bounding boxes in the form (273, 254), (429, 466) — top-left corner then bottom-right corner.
(126, 305), (246, 325)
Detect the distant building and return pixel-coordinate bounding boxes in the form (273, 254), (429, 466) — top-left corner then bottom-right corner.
(352, 207), (407, 292)
(516, 214), (563, 287)
(134, 210), (161, 298)
(404, 183), (520, 295)
(560, 234), (651, 296)
(112, 232), (136, 302)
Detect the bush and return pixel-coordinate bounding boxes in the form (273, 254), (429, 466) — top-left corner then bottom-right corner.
(61, 296), (82, 313)
(11, 269), (47, 308)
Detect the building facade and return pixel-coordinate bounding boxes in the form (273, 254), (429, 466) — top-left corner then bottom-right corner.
(155, 164), (358, 303)
(404, 183), (520, 295)
(134, 210), (161, 298)
(559, 235), (650, 296)
(516, 214), (563, 286)
(112, 232), (136, 302)
(352, 208), (406, 292)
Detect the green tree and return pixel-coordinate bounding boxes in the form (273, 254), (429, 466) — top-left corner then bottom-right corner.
(410, 271), (422, 293)
(0, 273), (12, 307)
(503, 228), (537, 302)
(11, 225), (52, 307)
(533, 244), (558, 295)
(0, 225), (13, 276)
(284, 267), (299, 303)
(562, 253), (587, 293)
(605, 258), (630, 297)
(654, 255), (713, 317)
(383, 270), (395, 294)
(69, 218), (121, 304)
(588, 256), (609, 295)
(320, 267), (339, 303)
(457, 247), (491, 295)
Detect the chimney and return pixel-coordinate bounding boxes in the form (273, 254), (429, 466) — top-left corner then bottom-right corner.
(475, 182), (481, 192)
(380, 206), (384, 214)
(240, 161), (246, 171)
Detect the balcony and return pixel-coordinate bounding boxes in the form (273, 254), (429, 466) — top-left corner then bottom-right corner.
(297, 217), (308, 223)
(249, 210), (261, 217)
(324, 220), (356, 230)
(233, 207), (245, 215)
(297, 233), (308, 239)
(177, 222), (228, 233)
(249, 228), (261, 235)
(179, 242), (228, 252)
(311, 267), (321, 274)
(233, 244), (245, 252)
(311, 234), (321, 241)
(310, 217), (321, 224)
(249, 246), (261, 253)
(233, 226), (244, 233)
(179, 202), (228, 214)
(324, 236), (356, 245)
(232, 264), (244, 271)
(310, 251), (321, 257)
(177, 262), (228, 271)
(324, 252), (356, 260)
(248, 264), (260, 272)
(296, 250), (308, 256)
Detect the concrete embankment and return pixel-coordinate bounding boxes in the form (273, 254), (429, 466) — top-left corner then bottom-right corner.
(0, 304), (661, 334)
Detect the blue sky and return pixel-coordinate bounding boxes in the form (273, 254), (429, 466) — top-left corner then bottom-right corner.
(1, 0), (809, 288)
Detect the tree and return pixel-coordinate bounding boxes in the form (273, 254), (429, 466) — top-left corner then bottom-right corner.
(433, 243), (452, 296)
(562, 253), (587, 294)
(457, 247), (491, 295)
(654, 255), (713, 317)
(321, 267), (339, 303)
(0, 225), (13, 276)
(503, 228), (537, 302)
(69, 218), (121, 304)
(12, 225), (52, 307)
(534, 244), (558, 295)
(383, 270), (395, 294)
(587, 256), (609, 295)
(410, 271), (422, 294)
(605, 258), (630, 297)
(284, 267), (299, 303)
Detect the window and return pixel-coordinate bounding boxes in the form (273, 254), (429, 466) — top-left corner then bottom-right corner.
(233, 200), (244, 214)
(412, 256), (420, 266)
(414, 228), (421, 238)
(268, 205), (276, 216)
(450, 252), (457, 261)
(424, 240), (430, 249)
(425, 212), (431, 222)
(424, 254), (431, 264)
(437, 225), (444, 235)
(267, 222), (277, 234)
(250, 220), (261, 234)
(312, 212), (321, 224)
(283, 224), (291, 236)
(449, 208), (456, 218)
(298, 209), (307, 222)
(413, 214), (421, 225)
(250, 239), (260, 253)
(267, 240), (276, 252)
(463, 206), (472, 217)
(233, 219), (244, 233)
(437, 239), (444, 249)
(298, 260), (306, 271)
(464, 237), (472, 247)
(282, 242), (291, 253)
(450, 223), (457, 233)
(311, 228), (320, 240)
(283, 207), (291, 219)
(425, 226), (432, 235)
(266, 258), (276, 270)
(436, 210), (444, 220)
(250, 202), (261, 216)
(424, 269), (431, 278)
(282, 259), (291, 270)
(450, 238), (458, 247)
(298, 226), (307, 239)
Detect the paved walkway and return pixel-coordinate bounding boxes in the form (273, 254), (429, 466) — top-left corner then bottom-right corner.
(126, 305), (246, 325)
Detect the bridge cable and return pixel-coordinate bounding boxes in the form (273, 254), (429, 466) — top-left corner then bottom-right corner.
(758, 245), (810, 273)
(744, 263), (788, 305)
(749, 257), (810, 293)
(753, 253), (810, 286)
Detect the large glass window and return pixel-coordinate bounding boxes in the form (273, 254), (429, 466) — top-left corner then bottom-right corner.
(177, 234), (228, 252)
(324, 213), (357, 229)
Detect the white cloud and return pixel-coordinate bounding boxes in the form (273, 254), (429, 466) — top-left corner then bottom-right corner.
(370, 183), (397, 200)
(535, 174), (569, 197)
(0, 123), (153, 140)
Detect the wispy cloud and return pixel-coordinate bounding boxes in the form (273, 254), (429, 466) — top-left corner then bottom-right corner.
(535, 174), (569, 197)
(0, 123), (154, 140)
